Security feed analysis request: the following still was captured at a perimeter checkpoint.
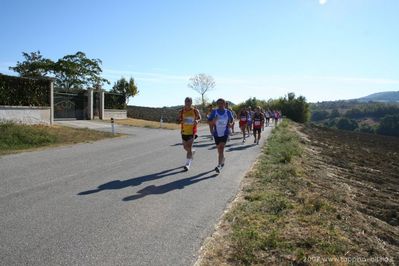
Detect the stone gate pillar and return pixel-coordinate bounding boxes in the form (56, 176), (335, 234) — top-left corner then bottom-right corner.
(87, 88), (94, 120)
(100, 90), (105, 120)
(50, 81), (54, 125)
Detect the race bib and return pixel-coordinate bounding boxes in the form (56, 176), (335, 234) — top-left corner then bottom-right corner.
(254, 121), (261, 126)
(240, 117), (247, 122)
(184, 117), (194, 125)
(217, 119), (227, 127)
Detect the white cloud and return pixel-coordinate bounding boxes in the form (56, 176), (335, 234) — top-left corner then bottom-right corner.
(319, 0), (327, 5)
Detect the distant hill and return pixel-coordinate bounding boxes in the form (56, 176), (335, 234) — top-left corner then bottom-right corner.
(357, 91), (399, 102)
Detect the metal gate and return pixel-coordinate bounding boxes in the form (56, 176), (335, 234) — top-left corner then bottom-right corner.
(54, 92), (87, 120)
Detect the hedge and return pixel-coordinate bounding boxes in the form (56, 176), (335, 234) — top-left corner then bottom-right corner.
(104, 92), (126, 110)
(127, 105), (208, 123)
(127, 105), (180, 123)
(0, 74), (51, 107)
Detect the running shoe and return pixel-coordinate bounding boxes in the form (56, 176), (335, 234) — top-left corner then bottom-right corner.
(215, 165), (222, 173)
(184, 159), (192, 171)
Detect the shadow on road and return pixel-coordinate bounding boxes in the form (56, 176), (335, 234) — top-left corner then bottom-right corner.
(170, 143), (183, 146)
(194, 142), (215, 148)
(226, 143), (257, 152)
(170, 141), (213, 148)
(78, 166), (185, 195)
(229, 136), (244, 141)
(122, 170), (217, 201)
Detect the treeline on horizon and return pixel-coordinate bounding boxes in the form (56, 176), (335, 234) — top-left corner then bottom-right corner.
(230, 92), (309, 123)
(128, 96), (399, 138)
(128, 92), (310, 124)
(310, 101), (399, 137)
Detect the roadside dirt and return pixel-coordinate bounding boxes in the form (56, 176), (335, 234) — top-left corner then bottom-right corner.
(196, 123), (398, 265)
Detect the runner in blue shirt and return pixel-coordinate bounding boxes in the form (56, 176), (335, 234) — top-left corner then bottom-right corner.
(208, 98), (234, 173)
(247, 107), (253, 137)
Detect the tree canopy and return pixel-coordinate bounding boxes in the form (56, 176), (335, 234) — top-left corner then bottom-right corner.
(272, 93), (310, 123)
(336, 118), (359, 131)
(188, 73), (215, 110)
(9, 51), (53, 78)
(111, 77), (139, 104)
(377, 114), (399, 137)
(9, 51), (109, 91)
(232, 93), (310, 123)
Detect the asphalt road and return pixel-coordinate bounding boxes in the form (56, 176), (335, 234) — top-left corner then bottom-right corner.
(0, 121), (272, 266)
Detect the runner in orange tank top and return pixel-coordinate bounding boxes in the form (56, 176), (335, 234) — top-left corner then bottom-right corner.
(177, 97), (201, 171)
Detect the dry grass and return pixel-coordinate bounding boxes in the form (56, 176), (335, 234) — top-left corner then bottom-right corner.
(112, 118), (180, 130)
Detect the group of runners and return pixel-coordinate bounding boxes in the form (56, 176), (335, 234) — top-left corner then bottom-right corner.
(237, 107), (281, 144)
(177, 97), (282, 174)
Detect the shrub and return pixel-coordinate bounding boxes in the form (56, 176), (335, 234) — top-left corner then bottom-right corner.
(127, 105), (180, 123)
(330, 109), (340, 118)
(357, 124), (376, 134)
(336, 118), (358, 131)
(377, 114), (399, 137)
(311, 110), (329, 121)
(104, 92), (126, 110)
(233, 93), (310, 123)
(274, 93), (310, 123)
(344, 108), (363, 119)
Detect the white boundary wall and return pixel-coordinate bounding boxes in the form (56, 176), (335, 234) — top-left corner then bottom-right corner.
(102, 109), (127, 120)
(0, 80), (53, 125)
(99, 91), (127, 120)
(0, 106), (52, 125)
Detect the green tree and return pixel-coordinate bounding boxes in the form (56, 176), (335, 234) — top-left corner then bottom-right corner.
(243, 97), (268, 110)
(274, 93), (310, 123)
(188, 73), (215, 110)
(111, 77), (139, 104)
(336, 118), (358, 131)
(330, 109), (340, 118)
(357, 124), (376, 134)
(9, 51), (109, 91)
(53, 51), (109, 91)
(9, 51), (54, 78)
(344, 108), (364, 119)
(233, 93), (309, 123)
(324, 119), (337, 128)
(311, 110), (329, 121)
(232, 97), (268, 113)
(377, 114), (399, 137)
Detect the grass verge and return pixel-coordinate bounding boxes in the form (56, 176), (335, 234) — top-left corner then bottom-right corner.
(113, 118), (180, 130)
(0, 122), (119, 156)
(197, 120), (397, 265)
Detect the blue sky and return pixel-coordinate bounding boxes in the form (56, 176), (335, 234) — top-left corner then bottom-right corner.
(1, 0), (398, 107)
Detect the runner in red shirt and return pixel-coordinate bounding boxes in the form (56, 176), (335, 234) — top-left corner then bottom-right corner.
(252, 107), (265, 145)
(238, 108), (248, 143)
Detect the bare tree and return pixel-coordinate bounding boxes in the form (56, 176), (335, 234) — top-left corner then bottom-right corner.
(188, 73), (215, 110)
